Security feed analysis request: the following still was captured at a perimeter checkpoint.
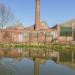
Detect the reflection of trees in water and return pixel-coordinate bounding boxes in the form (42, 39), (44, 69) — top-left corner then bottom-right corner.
(0, 57), (19, 75)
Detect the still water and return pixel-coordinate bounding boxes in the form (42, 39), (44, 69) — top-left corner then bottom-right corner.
(0, 48), (75, 75)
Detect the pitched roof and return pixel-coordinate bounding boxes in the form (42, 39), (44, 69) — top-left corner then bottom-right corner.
(6, 24), (25, 30)
(60, 19), (75, 27)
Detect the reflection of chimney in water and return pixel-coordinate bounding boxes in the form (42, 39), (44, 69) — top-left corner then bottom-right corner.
(34, 58), (39, 75)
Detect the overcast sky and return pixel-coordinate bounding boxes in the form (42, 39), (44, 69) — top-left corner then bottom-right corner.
(0, 0), (75, 27)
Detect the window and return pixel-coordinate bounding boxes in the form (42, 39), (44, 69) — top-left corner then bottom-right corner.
(60, 26), (72, 36)
(45, 32), (52, 37)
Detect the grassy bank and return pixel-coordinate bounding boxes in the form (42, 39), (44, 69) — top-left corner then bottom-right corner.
(0, 43), (75, 51)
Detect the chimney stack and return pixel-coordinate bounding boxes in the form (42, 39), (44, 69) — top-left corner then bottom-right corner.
(35, 0), (40, 30)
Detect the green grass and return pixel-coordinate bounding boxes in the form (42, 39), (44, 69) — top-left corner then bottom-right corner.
(0, 43), (75, 52)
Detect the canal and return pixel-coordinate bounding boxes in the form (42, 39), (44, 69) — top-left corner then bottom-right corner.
(0, 48), (75, 75)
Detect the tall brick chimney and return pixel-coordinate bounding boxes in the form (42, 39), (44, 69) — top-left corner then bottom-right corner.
(35, 0), (40, 30)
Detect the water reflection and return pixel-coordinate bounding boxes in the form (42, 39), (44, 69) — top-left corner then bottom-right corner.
(0, 58), (18, 75)
(0, 48), (75, 75)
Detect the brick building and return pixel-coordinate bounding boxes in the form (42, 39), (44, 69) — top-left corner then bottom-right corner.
(0, 0), (57, 43)
(0, 0), (74, 44)
(0, 22), (57, 43)
(53, 19), (75, 43)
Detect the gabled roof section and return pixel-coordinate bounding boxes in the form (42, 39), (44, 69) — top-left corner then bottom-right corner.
(50, 24), (58, 29)
(60, 19), (75, 27)
(25, 25), (35, 30)
(41, 21), (49, 30)
(6, 24), (25, 30)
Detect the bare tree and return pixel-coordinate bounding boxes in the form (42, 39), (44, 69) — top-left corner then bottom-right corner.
(0, 3), (16, 29)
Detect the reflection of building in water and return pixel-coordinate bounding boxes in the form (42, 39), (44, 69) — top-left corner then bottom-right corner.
(33, 58), (46, 64)
(33, 58), (46, 75)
